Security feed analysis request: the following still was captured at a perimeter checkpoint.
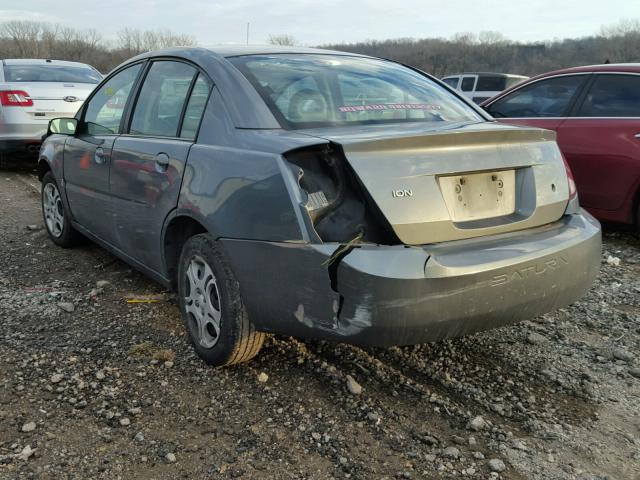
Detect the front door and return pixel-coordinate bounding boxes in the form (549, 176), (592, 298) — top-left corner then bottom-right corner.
(557, 73), (640, 218)
(63, 63), (143, 243)
(109, 61), (211, 273)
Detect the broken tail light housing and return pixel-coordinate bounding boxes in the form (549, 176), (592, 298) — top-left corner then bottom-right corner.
(0, 90), (33, 107)
(284, 144), (398, 244)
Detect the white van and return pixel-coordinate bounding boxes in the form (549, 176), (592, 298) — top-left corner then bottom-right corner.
(441, 73), (528, 104)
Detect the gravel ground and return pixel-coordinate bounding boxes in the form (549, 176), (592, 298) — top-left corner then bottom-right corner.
(0, 171), (638, 480)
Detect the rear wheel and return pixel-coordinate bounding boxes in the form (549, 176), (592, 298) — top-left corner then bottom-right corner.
(41, 172), (80, 247)
(177, 234), (265, 366)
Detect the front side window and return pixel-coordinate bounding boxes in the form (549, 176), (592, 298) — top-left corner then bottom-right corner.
(577, 74), (640, 117)
(130, 61), (197, 137)
(4, 65), (101, 83)
(488, 75), (585, 118)
(230, 55), (482, 129)
(83, 64), (142, 135)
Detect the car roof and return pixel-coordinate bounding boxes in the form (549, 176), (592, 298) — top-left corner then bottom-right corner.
(532, 63), (640, 79)
(443, 72), (528, 78)
(202, 45), (368, 58)
(2, 58), (95, 68)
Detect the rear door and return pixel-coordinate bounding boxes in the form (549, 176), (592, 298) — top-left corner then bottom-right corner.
(109, 60), (211, 273)
(63, 63), (143, 243)
(557, 73), (640, 217)
(485, 74), (589, 132)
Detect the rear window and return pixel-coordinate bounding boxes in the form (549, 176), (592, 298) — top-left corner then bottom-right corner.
(3, 65), (101, 84)
(230, 55), (482, 129)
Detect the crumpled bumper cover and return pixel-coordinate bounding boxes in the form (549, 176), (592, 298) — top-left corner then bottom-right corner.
(221, 210), (601, 347)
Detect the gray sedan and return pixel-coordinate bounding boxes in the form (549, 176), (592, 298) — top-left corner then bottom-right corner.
(38, 47), (601, 366)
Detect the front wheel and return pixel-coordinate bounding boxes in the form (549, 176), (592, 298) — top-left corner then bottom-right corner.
(41, 172), (80, 247)
(177, 234), (265, 366)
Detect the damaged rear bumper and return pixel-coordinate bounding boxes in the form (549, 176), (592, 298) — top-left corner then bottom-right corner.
(221, 210), (601, 347)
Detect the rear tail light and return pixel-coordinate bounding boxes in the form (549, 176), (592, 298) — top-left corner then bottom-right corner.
(0, 90), (33, 107)
(562, 153), (577, 199)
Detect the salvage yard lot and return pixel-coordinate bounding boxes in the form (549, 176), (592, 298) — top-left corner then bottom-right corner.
(0, 171), (639, 480)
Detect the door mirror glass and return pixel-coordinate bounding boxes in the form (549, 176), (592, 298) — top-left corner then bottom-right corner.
(48, 117), (77, 136)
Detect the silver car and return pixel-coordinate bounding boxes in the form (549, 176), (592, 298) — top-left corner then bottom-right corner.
(37, 47), (601, 366)
(0, 59), (101, 164)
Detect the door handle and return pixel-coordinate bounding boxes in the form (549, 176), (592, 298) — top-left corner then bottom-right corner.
(634, 133), (640, 139)
(94, 147), (107, 164)
(154, 153), (170, 173)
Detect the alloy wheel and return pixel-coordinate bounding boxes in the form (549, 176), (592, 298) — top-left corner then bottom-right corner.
(184, 255), (222, 348)
(43, 183), (64, 238)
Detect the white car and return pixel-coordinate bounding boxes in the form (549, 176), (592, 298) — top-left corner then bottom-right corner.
(441, 73), (528, 104)
(0, 59), (101, 164)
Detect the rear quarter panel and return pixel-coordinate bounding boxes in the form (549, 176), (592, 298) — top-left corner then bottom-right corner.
(177, 144), (303, 241)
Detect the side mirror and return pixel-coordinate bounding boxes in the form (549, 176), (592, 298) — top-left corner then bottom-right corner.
(48, 118), (78, 136)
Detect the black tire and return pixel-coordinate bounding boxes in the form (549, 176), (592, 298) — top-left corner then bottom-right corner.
(177, 234), (265, 366)
(41, 171), (80, 247)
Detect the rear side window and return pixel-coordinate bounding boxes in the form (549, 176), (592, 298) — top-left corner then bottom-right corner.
(4, 65), (101, 83)
(476, 76), (507, 91)
(180, 74), (212, 140)
(487, 75), (585, 118)
(130, 61), (197, 137)
(577, 74), (640, 117)
(84, 64), (142, 135)
(460, 77), (476, 92)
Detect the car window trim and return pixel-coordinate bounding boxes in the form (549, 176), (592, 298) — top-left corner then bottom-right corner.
(121, 56), (213, 141)
(76, 60), (148, 137)
(176, 72), (200, 138)
(569, 72), (640, 119)
(180, 75), (214, 141)
(486, 72), (591, 119)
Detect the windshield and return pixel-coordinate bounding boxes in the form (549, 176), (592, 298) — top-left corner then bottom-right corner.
(230, 54), (482, 129)
(3, 65), (101, 84)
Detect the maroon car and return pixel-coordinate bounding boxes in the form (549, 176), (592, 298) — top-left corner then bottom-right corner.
(482, 64), (640, 229)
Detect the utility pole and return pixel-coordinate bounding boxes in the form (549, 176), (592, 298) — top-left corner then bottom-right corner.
(246, 22), (250, 45)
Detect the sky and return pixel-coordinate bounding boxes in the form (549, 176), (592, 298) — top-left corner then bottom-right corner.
(0, 0), (637, 46)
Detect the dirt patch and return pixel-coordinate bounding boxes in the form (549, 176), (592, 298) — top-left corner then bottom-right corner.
(0, 171), (639, 479)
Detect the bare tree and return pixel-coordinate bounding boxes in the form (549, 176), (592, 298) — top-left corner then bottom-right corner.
(268, 34), (297, 46)
(117, 27), (196, 55)
(1, 18), (640, 77)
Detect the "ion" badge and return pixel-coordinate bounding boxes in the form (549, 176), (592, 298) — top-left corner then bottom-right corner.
(392, 189), (413, 198)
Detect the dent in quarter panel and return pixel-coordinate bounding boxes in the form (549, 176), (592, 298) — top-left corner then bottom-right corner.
(179, 145), (302, 241)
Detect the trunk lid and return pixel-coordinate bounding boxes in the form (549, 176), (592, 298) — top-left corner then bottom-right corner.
(299, 122), (570, 244)
(2, 82), (95, 120)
